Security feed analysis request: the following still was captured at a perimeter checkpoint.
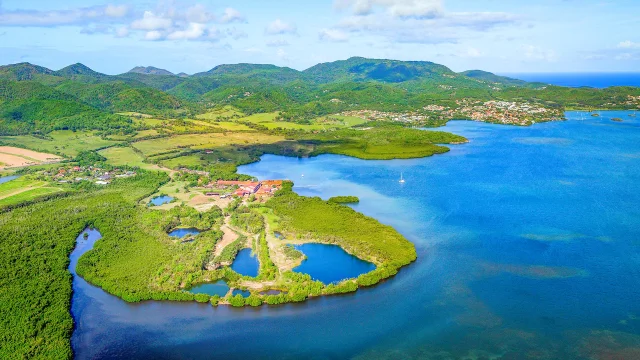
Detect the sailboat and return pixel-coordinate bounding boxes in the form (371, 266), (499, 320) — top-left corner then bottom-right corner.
(399, 173), (406, 184)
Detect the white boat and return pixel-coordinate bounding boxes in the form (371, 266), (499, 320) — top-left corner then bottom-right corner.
(399, 173), (406, 184)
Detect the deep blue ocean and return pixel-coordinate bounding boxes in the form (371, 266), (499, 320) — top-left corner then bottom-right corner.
(71, 111), (640, 359)
(502, 73), (640, 88)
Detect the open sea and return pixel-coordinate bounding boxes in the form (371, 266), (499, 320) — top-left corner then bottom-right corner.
(502, 73), (640, 88)
(71, 111), (640, 359)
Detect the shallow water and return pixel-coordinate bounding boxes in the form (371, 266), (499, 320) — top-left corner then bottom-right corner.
(293, 243), (376, 284)
(231, 248), (259, 277)
(70, 111), (640, 359)
(0, 175), (19, 184)
(168, 228), (200, 238)
(187, 280), (229, 297)
(149, 195), (173, 206)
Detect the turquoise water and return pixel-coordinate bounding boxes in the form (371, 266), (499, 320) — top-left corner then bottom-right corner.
(71, 111), (640, 359)
(293, 243), (376, 284)
(168, 228), (200, 238)
(149, 195), (173, 206)
(0, 175), (19, 184)
(231, 248), (259, 277)
(187, 280), (230, 297)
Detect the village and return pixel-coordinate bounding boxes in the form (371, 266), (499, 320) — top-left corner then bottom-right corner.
(341, 99), (564, 126)
(46, 166), (137, 185)
(204, 180), (284, 200)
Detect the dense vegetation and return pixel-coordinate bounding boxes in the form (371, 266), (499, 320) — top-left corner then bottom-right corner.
(267, 182), (417, 281)
(2, 58), (639, 135)
(328, 196), (360, 204)
(0, 172), (166, 359)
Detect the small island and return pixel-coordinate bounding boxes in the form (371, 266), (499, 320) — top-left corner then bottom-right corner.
(328, 196), (360, 204)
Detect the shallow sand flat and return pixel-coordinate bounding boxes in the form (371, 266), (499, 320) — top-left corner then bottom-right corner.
(0, 146), (62, 163)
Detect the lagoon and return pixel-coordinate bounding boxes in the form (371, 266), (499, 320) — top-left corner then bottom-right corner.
(187, 280), (229, 297)
(231, 248), (259, 277)
(149, 195), (173, 206)
(0, 175), (19, 185)
(293, 243), (376, 284)
(71, 111), (640, 359)
(168, 228), (200, 238)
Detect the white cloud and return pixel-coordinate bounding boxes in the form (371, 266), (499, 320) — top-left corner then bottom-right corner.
(335, 0), (444, 19)
(463, 47), (482, 58)
(184, 4), (215, 23)
(104, 5), (129, 18)
(221, 8), (245, 24)
(167, 23), (206, 40)
(226, 27), (248, 40)
(265, 19), (297, 35)
(276, 48), (289, 61)
(115, 26), (129, 38)
(0, 5), (118, 26)
(523, 45), (556, 62)
(618, 40), (640, 49)
(332, 4), (519, 46)
(267, 39), (290, 47)
(144, 30), (163, 41)
(614, 53), (640, 61)
(319, 29), (349, 42)
(131, 11), (172, 31)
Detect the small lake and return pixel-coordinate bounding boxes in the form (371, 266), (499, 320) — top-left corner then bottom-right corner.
(232, 289), (251, 297)
(187, 280), (229, 297)
(149, 195), (173, 206)
(168, 228), (201, 238)
(231, 248), (259, 277)
(293, 244), (376, 284)
(0, 175), (19, 185)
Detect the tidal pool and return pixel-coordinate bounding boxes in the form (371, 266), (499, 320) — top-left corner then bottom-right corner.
(168, 228), (201, 238)
(187, 280), (230, 297)
(149, 195), (173, 206)
(231, 248), (259, 277)
(293, 243), (376, 284)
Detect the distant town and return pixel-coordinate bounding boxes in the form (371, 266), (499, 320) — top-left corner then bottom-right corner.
(343, 99), (565, 126)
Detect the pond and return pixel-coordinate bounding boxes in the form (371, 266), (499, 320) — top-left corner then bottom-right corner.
(149, 195), (173, 206)
(0, 175), (19, 185)
(168, 228), (201, 238)
(274, 231), (285, 240)
(293, 243), (376, 284)
(187, 280), (229, 297)
(231, 248), (259, 277)
(232, 289), (251, 297)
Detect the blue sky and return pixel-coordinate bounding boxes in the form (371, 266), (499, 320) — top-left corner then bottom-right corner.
(1, 0), (639, 75)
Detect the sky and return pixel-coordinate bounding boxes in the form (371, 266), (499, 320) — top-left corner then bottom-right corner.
(1, 0), (639, 75)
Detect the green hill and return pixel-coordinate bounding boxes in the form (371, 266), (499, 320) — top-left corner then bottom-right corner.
(0, 80), (132, 135)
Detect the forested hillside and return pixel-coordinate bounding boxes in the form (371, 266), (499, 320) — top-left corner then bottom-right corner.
(1, 57), (639, 135)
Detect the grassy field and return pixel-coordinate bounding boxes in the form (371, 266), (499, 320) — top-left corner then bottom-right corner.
(195, 106), (243, 120)
(99, 147), (147, 167)
(0, 187), (65, 207)
(237, 112), (280, 123)
(160, 155), (206, 169)
(133, 132), (285, 156)
(236, 112), (367, 131)
(133, 129), (161, 138)
(0, 131), (120, 157)
(0, 176), (65, 206)
(186, 119), (254, 132)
